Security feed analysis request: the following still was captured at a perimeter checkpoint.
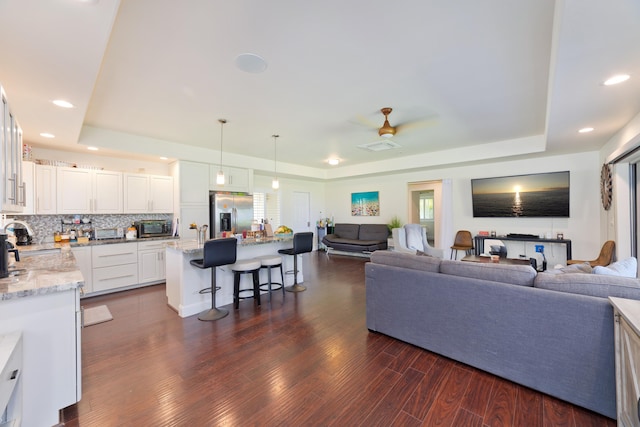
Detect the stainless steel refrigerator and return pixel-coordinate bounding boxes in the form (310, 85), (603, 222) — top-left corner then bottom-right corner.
(209, 191), (254, 238)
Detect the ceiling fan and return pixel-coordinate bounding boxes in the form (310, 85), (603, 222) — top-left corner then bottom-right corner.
(378, 107), (396, 138)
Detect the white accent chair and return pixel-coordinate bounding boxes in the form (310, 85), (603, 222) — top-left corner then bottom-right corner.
(392, 224), (444, 258)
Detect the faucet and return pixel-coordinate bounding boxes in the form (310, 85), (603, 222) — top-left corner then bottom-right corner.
(3, 220), (35, 236)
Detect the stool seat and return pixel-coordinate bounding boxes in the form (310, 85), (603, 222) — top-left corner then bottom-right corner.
(231, 259), (262, 271)
(231, 258), (262, 309)
(256, 254), (282, 267)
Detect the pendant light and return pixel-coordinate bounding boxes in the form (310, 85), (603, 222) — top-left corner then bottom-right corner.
(272, 134), (280, 190)
(216, 119), (226, 185)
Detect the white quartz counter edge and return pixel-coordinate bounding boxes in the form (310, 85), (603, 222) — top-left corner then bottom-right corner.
(0, 248), (84, 300)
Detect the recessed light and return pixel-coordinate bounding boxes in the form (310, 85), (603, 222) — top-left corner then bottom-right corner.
(87, 146), (99, 151)
(160, 156), (168, 160)
(52, 100), (75, 108)
(328, 158), (340, 166)
(578, 127), (594, 133)
(235, 53), (268, 74)
(604, 74), (630, 86)
(40, 133), (55, 138)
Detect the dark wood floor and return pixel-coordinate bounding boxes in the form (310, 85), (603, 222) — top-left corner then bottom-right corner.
(62, 252), (615, 427)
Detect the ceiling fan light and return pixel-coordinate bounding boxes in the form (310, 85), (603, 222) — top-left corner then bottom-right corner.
(379, 132), (394, 138)
(216, 170), (225, 185)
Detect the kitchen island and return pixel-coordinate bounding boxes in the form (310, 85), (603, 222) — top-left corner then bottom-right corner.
(0, 246), (83, 427)
(166, 236), (302, 317)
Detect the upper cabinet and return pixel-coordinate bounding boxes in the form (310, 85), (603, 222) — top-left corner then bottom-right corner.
(0, 87), (25, 213)
(35, 165), (57, 214)
(57, 167), (123, 214)
(209, 165), (252, 193)
(124, 173), (173, 213)
(178, 161), (209, 205)
(21, 161), (35, 215)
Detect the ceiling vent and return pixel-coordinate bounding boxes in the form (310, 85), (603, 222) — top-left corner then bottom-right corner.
(357, 140), (401, 152)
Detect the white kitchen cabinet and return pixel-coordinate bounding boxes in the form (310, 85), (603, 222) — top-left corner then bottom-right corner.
(0, 87), (25, 213)
(610, 297), (640, 427)
(91, 243), (138, 292)
(57, 167), (123, 214)
(209, 165), (252, 192)
(138, 239), (169, 284)
(176, 161), (209, 205)
(0, 289), (80, 427)
(124, 173), (173, 213)
(71, 246), (93, 294)
(21, 160), (35, 215)
(35, 164), (57, 214)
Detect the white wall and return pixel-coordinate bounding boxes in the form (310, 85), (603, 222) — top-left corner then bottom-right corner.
(324, 151), (601, 260)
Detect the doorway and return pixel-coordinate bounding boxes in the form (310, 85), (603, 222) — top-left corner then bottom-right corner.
(292, 191), (311, 233)
(408, 181), (443, 248)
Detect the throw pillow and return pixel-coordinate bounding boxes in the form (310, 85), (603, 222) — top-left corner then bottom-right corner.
(560, 262), (592, 274)
(415, 250), (433, 257)
(593, 257), (638, 278)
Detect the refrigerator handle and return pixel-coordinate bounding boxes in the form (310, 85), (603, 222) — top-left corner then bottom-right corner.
(233, 207), (237, 232)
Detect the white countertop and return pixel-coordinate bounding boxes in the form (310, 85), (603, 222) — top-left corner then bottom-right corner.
(0, 246), (84, 300)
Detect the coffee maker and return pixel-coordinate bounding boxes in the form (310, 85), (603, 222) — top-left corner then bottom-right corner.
(13, 224), (32, 246)
(0, 234), (19, 278)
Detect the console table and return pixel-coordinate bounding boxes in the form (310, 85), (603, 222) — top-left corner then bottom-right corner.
(474, 235), (572, 260)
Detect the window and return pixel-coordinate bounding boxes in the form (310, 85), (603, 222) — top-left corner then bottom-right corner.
(253, 191), (281, 227)
(419, 192), (434, 220)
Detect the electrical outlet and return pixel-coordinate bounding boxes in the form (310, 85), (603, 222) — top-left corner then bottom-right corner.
(535, 245), (544, 253)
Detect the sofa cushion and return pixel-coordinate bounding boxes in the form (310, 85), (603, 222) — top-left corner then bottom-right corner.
(535, 272), (640, 299)
(358, 224), (389, 242)
(333, 224), (360, 240)
(593, 257), (637, 278)
(439, 259), (537, 287)
(370, 250), (441, 272)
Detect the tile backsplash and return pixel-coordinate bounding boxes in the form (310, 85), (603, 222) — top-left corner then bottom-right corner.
(5, 213), (173, 243)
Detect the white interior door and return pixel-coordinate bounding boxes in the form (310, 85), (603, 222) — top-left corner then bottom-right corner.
(292, 191), (311, 233)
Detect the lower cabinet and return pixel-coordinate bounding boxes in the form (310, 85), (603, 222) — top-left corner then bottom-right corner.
(77, 239), (172, 297)
(92, 243), (138, 293)
(138, 240), (166, 284)
(610, 297), (640, 427)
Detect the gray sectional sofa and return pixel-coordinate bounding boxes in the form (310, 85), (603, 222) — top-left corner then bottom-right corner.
(365, 250), (640, 419)
(322, 223), (389, 253)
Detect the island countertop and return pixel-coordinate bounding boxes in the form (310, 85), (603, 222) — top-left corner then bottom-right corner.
(0, 247), (84, 300)
(166, 235), (293, 255)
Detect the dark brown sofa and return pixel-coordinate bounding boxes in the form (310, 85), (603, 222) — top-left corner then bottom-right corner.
(322, 223), (389, 252)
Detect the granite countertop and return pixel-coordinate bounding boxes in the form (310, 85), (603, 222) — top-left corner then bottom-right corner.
(15, 235), (179, 253)
(167, 236), (293, 254)
(0, 246), (84, 300)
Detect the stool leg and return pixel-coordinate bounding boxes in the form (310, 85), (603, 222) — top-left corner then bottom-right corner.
(234, 272), (240, 309)
(286, 254), (306, 292)
(279, 264), (285, 297)
(253, 271), (261, 306)
(266, 266), (273, 303)
(198, 267), (229, 321)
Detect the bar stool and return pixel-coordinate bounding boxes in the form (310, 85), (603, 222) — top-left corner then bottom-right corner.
(255, 254), (284, 302)
(278, 231), (314, 292)
(189, 237), (237, 321)
(231, 259), (262, 309)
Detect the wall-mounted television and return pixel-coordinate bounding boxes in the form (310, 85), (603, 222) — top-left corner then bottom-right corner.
(471, 171), (570, 217)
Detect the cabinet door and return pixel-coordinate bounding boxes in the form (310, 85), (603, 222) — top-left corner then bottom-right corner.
(149, 175), (173, 212)
(123, 173), (149, 213)
(618, 316), (640, 427)
(57, 167), (92, 214)
(21, 161), (35, 214)
(138, 250), (165, 283)
(71, 246), (93, 295)
(179, 161), (209, 205)
(226, 166), (249, 191)
(93, 170), (123, 213)
(35, 165), (57, 214)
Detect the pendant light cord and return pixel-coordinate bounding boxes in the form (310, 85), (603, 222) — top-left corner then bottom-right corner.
(218, 119), (226, 168)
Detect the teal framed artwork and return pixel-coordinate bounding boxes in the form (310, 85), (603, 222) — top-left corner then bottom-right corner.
(351, 191), (379, 216)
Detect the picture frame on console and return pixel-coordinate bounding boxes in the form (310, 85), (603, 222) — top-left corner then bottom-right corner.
(471, 171), (570, 218)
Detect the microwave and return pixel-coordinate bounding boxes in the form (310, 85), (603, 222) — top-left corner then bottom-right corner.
(135, 220), (172, 238)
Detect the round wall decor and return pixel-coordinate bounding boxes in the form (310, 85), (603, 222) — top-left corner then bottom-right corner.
(600, 163), (612, 210)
